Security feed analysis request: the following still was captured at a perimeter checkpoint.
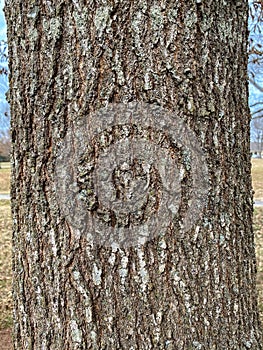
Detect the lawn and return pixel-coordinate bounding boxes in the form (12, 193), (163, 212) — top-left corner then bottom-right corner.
(0, 164), (10, 194)
(0, 160), (262, 341)
(0, 200), (12, 330)
(252, 159), (263, 201)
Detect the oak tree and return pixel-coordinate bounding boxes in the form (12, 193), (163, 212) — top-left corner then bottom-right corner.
(5, 1), (263, 349)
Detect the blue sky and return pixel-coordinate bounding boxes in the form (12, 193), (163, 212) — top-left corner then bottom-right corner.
(0, 0), (9, 133)
(0, 0), (6, 41)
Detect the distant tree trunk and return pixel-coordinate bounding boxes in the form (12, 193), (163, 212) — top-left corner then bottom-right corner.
(5, 1), (262, 349)
(252, 118), (263, 157)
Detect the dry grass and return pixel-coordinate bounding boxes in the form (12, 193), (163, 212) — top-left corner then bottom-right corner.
(252, 159), (263, 200)
(0, 200), (12, 330)
(0, 163), (10, 194)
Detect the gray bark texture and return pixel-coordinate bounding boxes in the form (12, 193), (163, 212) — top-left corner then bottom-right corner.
(5, 0), (263, 349)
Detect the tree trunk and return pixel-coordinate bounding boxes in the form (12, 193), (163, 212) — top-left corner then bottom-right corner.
(5, 0), (262, 349)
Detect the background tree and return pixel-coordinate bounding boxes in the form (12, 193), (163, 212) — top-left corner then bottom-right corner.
(0, 39), (10, 162)
(0, 131), (10, 162)
(249, 1), (263, 126)
(5, 1), (263, 349)
(251, 117), (263, 157)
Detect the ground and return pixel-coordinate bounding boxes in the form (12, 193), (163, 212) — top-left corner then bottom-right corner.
(0, 329), (13, 350)
(0, 164), (10, 194)
(252, 158), (263, 201)
(0, 160), (262, 349)
(0, 198), (12, 349)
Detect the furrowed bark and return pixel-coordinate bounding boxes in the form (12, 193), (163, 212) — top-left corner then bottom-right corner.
(5, 0), (262, 349)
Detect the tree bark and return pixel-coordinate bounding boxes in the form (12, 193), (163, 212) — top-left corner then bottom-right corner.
(5, 0), (263, 349)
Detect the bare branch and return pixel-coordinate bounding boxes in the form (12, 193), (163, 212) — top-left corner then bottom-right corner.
(249, 77), (263, 92)
(252, 108), (263, 115)
(250, 101), (263, 107)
